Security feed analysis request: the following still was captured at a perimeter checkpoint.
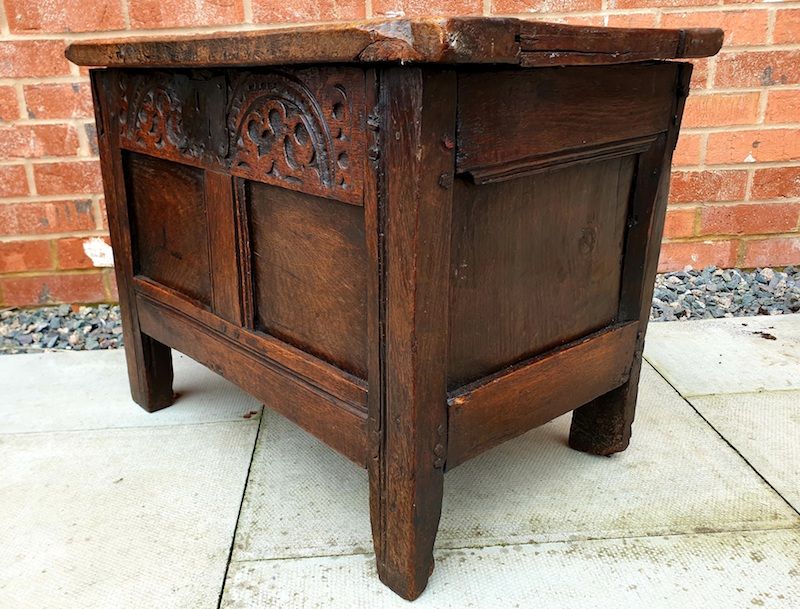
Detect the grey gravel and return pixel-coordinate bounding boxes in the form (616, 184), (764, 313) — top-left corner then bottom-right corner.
(650, 266), (800, 321)
(1, 304), (123, 354)
(1, 266), (798, 353)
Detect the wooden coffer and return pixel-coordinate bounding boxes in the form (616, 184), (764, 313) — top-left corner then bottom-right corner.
(72, 18), (723, 600)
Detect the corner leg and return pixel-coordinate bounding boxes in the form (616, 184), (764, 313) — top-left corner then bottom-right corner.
(569, 352), (644, 456)
(124, 324), (174, 413)
(363, 67), (456, 599)
(369, 426), (445, 600)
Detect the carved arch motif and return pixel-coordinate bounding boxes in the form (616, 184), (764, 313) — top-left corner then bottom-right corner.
(228, 71), (360, 203)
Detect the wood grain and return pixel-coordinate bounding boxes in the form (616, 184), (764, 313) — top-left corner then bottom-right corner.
(447, 322), (639, 468)
(569, 64), (694, 456)
(133, 276), (367, 409)
(457, 63), (678, 177)
(136, 290), (368, 465)
(205, 170), (242, 324)
(246, 182), (368, 378)
(66, 18), (723, 68)
(448, 156), (635, 389)
(125, 152), (212, 305)
(367, 68), (456, 601)
(92, 71), (174, 413)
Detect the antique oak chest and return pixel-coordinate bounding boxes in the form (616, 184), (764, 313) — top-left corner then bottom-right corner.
(67, 18), (723, 600)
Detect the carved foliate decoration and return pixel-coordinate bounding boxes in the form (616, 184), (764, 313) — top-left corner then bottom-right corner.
(119, 75), (187, 152)
(228, 70), (364, 204)
(114, 68), (364, 204)
(117, 71), (228, 163)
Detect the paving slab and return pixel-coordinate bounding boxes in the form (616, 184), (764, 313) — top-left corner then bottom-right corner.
(232, 363), (798, 563)
(689, 390), (800, 513)
(0, 420), (258, 609)
(644, 315), (800, 397)
(221, 529), (800, 609)
(0, 349), (261, 433)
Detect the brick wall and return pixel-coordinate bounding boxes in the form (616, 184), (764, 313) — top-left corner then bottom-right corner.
(0, 1), (799, 306)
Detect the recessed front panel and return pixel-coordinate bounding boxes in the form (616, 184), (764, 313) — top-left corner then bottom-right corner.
(246, 181), (368, 377)
(447, 156), (636, 389)
(125, 152), (212, 305)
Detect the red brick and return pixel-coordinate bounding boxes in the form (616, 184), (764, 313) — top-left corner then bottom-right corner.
(751, 167), (800, 200)
(0, 125), (80, 160)
(23, 83), (94, 120)
(0, 41), (70, 78)
(605, 13), (658, 28)
(764, 90), (800, 125)
(715, 51), (800, 89)
(657, 240), (738, 272)
(774, 9), (800, 45)
(0, 200), (95, 236)
(679, 59), (708, 92)
(743, 237), (800, 268)
(672, 133), (702, 167)
(699, 203), (800, 236)
(0, 165), (29, 197)
(105, 270), (118, 301)
(491, 0), (599, 12)
(669, 170), (747, 203)
(0, 272), (107, 306)
(547, 15), (604, 26)
(34, 161), (103, 196)
(610, 0), (716, 9)
(663, 207), (696, 239)
(0, 240), (53, 273)
(0, 86), (20, 121)
(4, 0), (125, 33)
(253, 0), (364, 21)
(681, 92), (760, 129)
(706, 129), (800, 164)
(56, 236), (111, 270)
(128, 0), (243, 28)
(98, 198), (108, 229)
(662, 10), (767, 46)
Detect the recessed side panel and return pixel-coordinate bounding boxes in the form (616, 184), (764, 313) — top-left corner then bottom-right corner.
(125, 151), (212, 305)
(447, 155), (636, 389)
(246, 181), (368, 378)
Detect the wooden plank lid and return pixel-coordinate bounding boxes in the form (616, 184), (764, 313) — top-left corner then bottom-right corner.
(66, 17), (723, 68)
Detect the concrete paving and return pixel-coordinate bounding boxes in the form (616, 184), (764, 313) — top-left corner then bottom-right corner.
(1, 314), (799, 608)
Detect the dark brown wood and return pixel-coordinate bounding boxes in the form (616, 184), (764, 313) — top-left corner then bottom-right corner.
(126, 152), (212, 305)
(367, 68), (456, 601)
(448, 156), (635, 389)
(133, 276), (367, 408)
(447, 322), (639, 468)
(92, 71), (174, 413)
(205, 170), (242, 324)
(136, 287), (368, 465)
(517, 21), (722, 66)
(246, 182), (368, 378)
(456, 63), (678, 178)
(569, 64), (694, 456)
(66, 18), (722, 69)
(77, 22), (721, 600)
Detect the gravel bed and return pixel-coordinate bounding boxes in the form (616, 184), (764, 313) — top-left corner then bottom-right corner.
(1, 266), (798, 353)
(651, 266), (800, 321)
(1, 304), (123, 354)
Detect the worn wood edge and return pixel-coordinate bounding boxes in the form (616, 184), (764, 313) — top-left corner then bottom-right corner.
(462, 135), (658, 184)
(446, 321), (639, 469)
(518, 23), (723, 62)
(133, 276), (368, 410)
(136, 291), (368, 466)
(66, 18), (723, 68)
